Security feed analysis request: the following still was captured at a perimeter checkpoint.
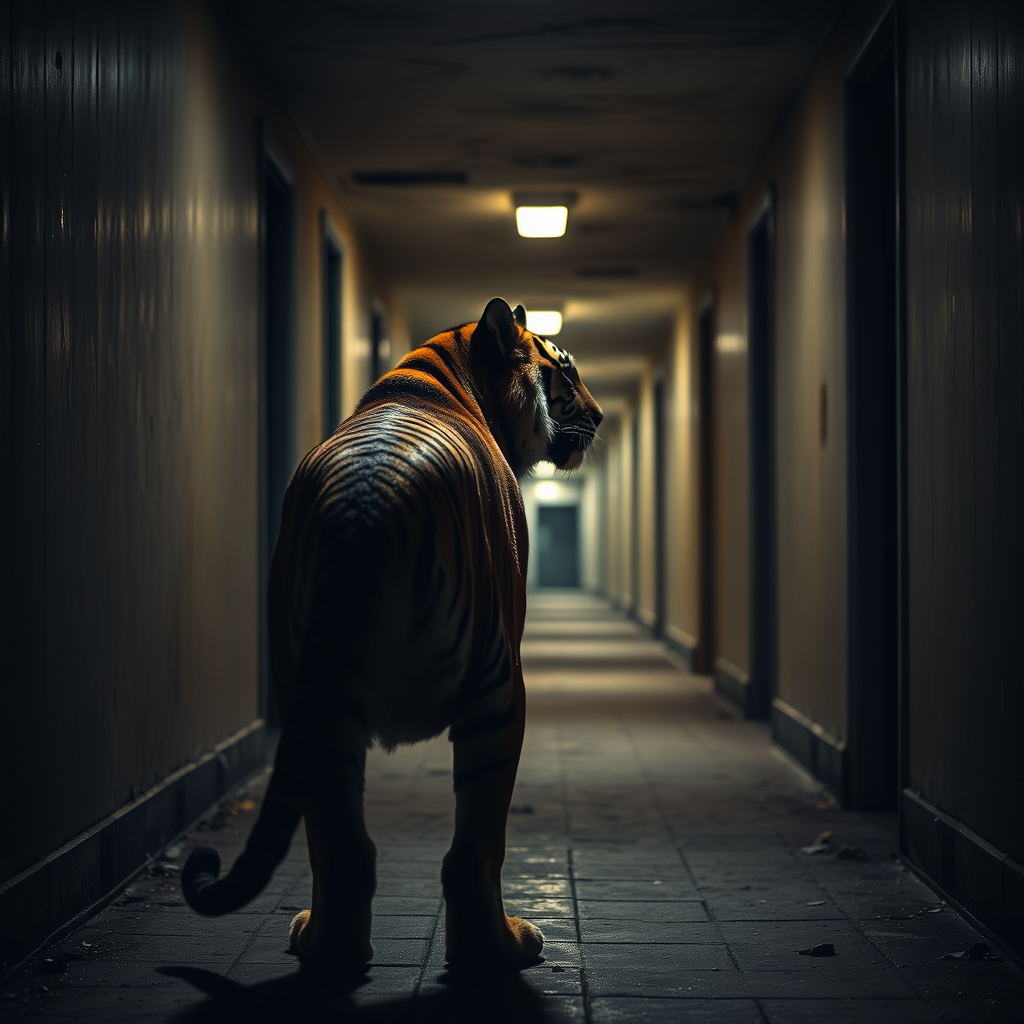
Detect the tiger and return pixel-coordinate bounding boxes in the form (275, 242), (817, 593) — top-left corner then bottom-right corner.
(182, 297), (602, 968)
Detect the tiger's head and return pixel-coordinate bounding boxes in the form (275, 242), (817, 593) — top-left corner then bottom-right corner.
(471, 297), (603, 476)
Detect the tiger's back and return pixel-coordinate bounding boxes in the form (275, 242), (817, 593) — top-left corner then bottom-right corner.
(270, 389), (527, 750)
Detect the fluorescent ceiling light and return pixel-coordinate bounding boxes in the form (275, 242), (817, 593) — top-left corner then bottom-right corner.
(535, 481), (562, 501)
(526, 310), (563, 335)
(516, 205), (568, 238)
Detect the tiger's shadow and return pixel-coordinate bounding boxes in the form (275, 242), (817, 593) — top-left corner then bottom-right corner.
(160, 961), (562, 1023)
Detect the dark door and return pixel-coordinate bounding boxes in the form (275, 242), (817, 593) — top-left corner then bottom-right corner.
(845, 14), (899, 810)
(653, 374), (667, 635)
(321, 213), (343, 440)
(370, 306), (388, 384)
(259, 132), (296, 726)
(630, 414), (640, 613)
(537, 505), (580, 588)
(697, 299), (715, 672)
(748, 192), (777, 719)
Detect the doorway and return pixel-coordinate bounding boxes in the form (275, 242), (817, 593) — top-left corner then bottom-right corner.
(630, 412), (640, 615)
(321, 212), (344, 440)
(652, 373), (666, 636)
(537, 505), (580, 588)
(748, 190), (777, 719)
(370, 304), (389, 384)
(696, 297), (716, 673)
(258, 128), (297, 725)
(845, 12), (900, 810)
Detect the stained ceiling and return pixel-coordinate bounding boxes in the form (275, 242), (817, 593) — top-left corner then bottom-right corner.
(234, 1), (846, 405)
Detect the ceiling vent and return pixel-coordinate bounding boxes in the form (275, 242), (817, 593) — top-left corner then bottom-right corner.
(352, 171), (468, 186)
(575, 266), (637, 278)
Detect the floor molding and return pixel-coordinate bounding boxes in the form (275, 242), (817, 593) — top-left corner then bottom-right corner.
(714, 656), (755, 716)
(771, 697), (846, 798)
(901, 788), (1024, 963)
(662, 625), (698, 671)
(0, 720), (266, 976)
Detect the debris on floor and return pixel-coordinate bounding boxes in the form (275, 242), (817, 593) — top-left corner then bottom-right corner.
(799, 829), (869, 859)
(941, 942), (1004, 962)
(797, 942), (836, 957)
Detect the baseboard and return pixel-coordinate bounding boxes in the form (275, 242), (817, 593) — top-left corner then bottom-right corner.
(771, 698), (846, 797)
(0, 719), (266, 976)
(634, 606), (657, 631)
(901, 788), (1024, 962)
(662, 624), (698, 671)
(714, 656), (754, 716)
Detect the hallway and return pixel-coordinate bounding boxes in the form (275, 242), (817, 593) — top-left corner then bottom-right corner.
(3, 595), (1021, 1022)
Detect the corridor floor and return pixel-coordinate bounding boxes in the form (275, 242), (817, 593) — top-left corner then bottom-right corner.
(4, 592), (1023, 1022)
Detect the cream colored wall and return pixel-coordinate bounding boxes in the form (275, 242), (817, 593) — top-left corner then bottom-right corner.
(667, 1), (885, 735)
(270, 126), (407, 453)
(635, 370), (658, 628)
(592, 2), (887, 745)
(662, 303), (701, 653)
(604, 425), (629, 608)
(705, 236), (752, 680)
(580, 466), (603, 591)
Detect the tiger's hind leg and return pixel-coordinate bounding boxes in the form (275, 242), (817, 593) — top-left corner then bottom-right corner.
(441, 669), (544, 968)
(287, 708), (377, 966)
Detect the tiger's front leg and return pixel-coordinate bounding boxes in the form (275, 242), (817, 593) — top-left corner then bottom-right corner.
(441, 672), (544, 968)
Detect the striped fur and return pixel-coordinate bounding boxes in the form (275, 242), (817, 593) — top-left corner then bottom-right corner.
(182, 298), (602, 968)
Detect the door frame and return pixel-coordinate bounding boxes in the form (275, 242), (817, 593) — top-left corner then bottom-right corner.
(747, 186), (777, 720)
(696, 290), (716, 673)
(652, 370), (667, 636)
(843, 5), (906, 810)
(257, 122), (297, 727)
(320, 210), (344, 441)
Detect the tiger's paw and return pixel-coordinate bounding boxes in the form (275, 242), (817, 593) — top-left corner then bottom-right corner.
(505, 916), (545, 963)
(288, 909), (374, 966)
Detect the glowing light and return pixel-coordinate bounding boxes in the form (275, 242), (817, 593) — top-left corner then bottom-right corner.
(533, 461), (557, 478)
(716, 332), (745, 354)
(516, 205), (568, 238)
(535, 481), (562, 501)
(526, 311), (563, 335)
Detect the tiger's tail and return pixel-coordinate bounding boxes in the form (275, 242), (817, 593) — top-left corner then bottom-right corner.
(181, 719), (311, 916)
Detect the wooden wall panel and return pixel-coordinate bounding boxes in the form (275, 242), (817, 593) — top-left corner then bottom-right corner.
(0, 0), (263, 879)
(994, 1), (1024, 865)
(905, 0), (1024, 860)
(2, 0), (48, 882)
(0, 0), (390, 887)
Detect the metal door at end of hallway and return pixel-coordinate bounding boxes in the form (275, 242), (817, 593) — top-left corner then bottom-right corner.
(536, 505), (580, 588)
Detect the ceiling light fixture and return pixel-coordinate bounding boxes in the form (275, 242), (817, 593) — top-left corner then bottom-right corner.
(526, 310), (563, 335)
(516, 206), (568, 238)
(513, 190), (577, 238)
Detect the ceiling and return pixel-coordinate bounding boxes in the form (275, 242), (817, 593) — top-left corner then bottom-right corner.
(234, 0), (846, 406)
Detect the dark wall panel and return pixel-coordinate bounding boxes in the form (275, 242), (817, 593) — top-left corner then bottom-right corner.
(0, 0), (263, 883)
(905, 0), (1024, 862)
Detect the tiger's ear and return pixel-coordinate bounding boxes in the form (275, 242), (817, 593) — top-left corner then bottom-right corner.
(511, 304), (527, 327)
(472, 297), (520, 361)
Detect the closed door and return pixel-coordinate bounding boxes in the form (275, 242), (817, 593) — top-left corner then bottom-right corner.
(537, 505), (580, 588)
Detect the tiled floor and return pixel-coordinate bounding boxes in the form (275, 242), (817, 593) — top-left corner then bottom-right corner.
(4, 591), (1023, 1022)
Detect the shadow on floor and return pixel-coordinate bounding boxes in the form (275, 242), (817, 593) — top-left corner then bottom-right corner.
(161, 963), (555, 1024)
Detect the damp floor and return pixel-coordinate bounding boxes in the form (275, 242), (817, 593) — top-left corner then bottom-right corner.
(3, 591), (1023, 1022)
